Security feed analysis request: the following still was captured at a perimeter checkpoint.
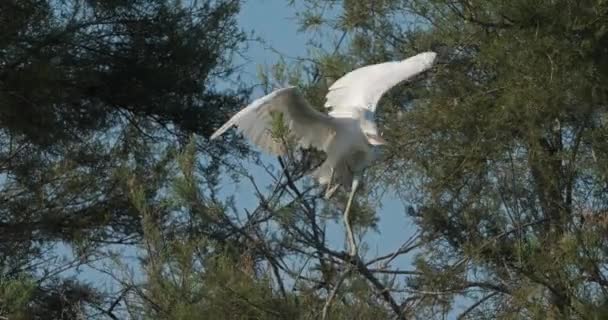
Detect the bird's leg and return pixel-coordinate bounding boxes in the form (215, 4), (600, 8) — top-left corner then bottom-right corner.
(343, 176), (360, 257)
(324, 167), (339, 199)
(324, 167), (334, 195)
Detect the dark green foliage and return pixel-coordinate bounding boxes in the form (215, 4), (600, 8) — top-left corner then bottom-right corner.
(0, 0), (248, 318)
(125, 144), (301, 319)
(1, 0), (247, 146)
(286, 0), (608, 318)
(6, 0), (608, 318)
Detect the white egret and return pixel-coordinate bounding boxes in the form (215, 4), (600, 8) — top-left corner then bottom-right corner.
(210, 51), (437, 256)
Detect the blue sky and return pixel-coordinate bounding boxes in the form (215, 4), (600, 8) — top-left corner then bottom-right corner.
(237, 1), (311, 81)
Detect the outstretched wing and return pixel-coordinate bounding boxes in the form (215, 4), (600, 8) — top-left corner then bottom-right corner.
(325, 51), (437, 118)
(210, 86), (336, 155)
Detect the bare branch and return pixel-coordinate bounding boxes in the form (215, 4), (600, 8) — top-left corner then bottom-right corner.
(321, 267), (351, 320)
(457, 292), (499, 320)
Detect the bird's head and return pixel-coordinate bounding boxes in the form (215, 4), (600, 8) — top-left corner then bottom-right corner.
(364, 131), (386, 146)
(358, 109), (387, 146)
(362, 120), (386, 146)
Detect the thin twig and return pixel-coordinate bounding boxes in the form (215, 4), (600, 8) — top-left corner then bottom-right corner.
(456, 292), (499, 320)
(368, 268), (421, 275)
(351, 256), (404, 318)
(367, 232), (422, 267)
(321, 267), (351, 320)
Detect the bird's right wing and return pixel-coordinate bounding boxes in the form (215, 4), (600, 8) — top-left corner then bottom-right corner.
(210, 87), (336, 155)
(325, 51), (437, 118)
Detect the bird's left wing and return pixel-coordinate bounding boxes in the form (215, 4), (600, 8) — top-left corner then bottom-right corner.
(210, 86), (336, 155)
(325, 51), (437, 118)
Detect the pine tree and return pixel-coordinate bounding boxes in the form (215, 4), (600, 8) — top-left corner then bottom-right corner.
(0, 0), (248, 318)
(288, 0), (608, 318)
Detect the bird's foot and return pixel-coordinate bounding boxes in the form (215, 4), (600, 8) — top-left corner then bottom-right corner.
(324, 184), (340, 200)
(343, 247), (359, 266)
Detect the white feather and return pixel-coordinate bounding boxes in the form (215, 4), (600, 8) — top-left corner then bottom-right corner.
(210, 52), (437, 189)
(325, 51), (437, 118)
(210, 86), (336, 155)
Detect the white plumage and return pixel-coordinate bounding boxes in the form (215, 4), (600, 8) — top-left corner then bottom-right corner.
(211, 51), (436, 189)
(210, 86), (335, 155)
(210, 51), (437, 255)
(325, 52), (437, 116)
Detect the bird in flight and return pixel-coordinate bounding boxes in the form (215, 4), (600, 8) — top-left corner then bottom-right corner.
(210, 51), (437, 256)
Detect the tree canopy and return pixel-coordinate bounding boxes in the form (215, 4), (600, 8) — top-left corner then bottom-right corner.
(283, 0), (608, 318)
(2, 0), (608, 319)
(0, 0), (248, 318)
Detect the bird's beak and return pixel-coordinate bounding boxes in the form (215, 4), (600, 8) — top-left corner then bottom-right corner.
(365, 133), (387, 146)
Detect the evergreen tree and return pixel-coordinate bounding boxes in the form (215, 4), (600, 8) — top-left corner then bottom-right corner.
(0, 0), (247, 318)
(288, 0), (608, 318)
(6, 0), (608, 319)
